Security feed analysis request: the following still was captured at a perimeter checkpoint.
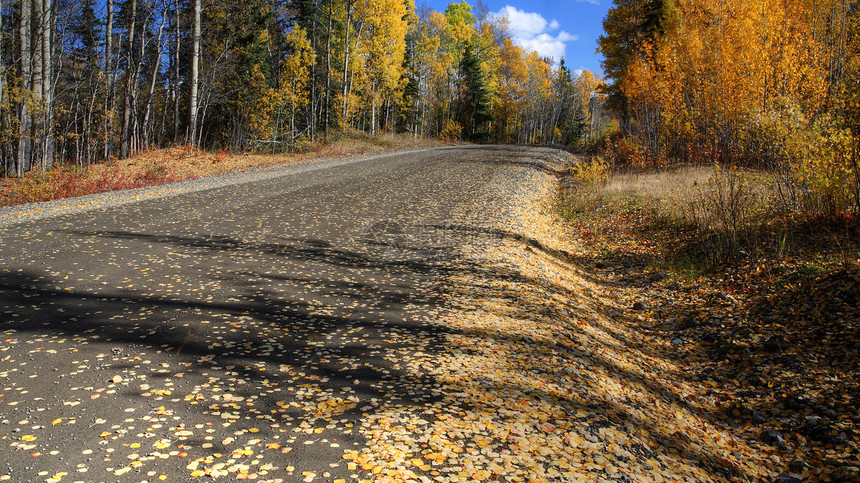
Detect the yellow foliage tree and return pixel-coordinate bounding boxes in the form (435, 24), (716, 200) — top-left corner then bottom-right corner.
(279, 27), (316, 142)
(494, 38), (528, 142)
(355, 0), (411, 135)
(623, 0), (828, 166)
(242, 63), (277, 142)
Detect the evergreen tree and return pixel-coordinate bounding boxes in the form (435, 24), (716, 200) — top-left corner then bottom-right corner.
(63, 0), (104, 165)
(458, 41), (492, 142)
(399, 41), (420, 134)
(71, 0), (102, 67)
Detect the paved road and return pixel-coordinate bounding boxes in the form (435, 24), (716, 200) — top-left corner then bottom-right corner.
(0, 146), (558, 482)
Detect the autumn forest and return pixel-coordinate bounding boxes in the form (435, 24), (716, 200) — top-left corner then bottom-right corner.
(0, 0), (610, 176)
(600, 0), (860, 213)
(0, 1), (859, 480)
(0, 0), (858, 213)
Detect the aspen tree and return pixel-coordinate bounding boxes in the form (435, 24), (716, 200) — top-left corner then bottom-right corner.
(105, 0), (113, 159)
(40, 0), (53, 167)
(120, 0), (136, 157)
(188, 0), (200, 146)
(18, 0), (32, 175)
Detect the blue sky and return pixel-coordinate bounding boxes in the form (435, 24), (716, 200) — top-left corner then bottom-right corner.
(419, 0), (613, 77)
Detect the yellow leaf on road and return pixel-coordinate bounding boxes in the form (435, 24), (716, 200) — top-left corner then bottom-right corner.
(472, 469), (492, 480)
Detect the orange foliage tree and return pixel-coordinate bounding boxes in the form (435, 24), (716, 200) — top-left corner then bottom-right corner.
(603, 0), (860, 212)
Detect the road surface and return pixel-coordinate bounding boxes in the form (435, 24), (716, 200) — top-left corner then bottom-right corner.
(0, 146), (565, 482)
(1, 146), (764, 482)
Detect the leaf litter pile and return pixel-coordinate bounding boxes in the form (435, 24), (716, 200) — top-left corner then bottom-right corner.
(0, 147), (854, 482)
(339, 165), (782, 482)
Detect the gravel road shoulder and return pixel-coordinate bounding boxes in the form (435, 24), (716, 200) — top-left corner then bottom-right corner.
(0, 148), (439, 228)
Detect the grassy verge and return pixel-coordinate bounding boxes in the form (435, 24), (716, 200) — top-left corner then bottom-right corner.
(556, 160), (859, 482)
(0, 132), (449, 207)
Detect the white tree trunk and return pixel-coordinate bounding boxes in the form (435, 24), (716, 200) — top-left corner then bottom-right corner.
(324, 0), (332, 135)
(173, 0), (180, 143)
(143, 3), (166, 147)
(371, 94), (376, 137)
(18, 0), (32, 175)
(41, 0), (53, 168)
(346, 21), (364, 130)
(189, 0), (201, 146)
(30, 0), (44, 169)
(120, 0), (137, 158)
(31, 0), (42, 102)
(341, 2), (352, 124)
(104, 0), (113, 160)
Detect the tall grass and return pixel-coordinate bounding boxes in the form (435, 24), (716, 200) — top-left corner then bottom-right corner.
(558, 161), (859, 270)
(0, 162), (183, 206)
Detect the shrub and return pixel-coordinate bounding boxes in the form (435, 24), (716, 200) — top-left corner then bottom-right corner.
(791, 119), (859, 214)
(687, 164), (757, 264)
(571, 156), (610, 187)
(0, 162), (181, 207)
(440, 120), (463, 142)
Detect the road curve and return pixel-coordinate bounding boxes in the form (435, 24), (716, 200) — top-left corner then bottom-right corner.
(0, 146), (565, 481)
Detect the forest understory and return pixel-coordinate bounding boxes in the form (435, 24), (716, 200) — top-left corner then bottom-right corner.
(555, 159), (860, 482)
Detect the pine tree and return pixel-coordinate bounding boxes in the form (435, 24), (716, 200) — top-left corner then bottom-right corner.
(71, 0), (102, 68)
(399, 41), (420, 135)
(65, 0), (104, 165)
(458, 41), (492, 142)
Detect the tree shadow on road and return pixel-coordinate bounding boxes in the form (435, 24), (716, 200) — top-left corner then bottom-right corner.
(0, 217), (759, 480)
(416, 223), (764, 480)
(0, 225), (465, 477)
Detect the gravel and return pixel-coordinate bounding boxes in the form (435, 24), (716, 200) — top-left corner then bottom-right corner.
(0, 148), (439, 228)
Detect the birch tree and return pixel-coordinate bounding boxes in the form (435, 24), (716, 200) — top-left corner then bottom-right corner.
(18, 0), (32, 175)
(188, 0), (200, 146)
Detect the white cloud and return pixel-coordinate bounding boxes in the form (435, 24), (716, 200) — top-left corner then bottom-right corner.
(492, 6), (578, 62)
(496, 6), (551, 37)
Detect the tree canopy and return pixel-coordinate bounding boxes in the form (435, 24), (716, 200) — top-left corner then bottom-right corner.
(0, 0), (606, 175)
(599, 0), (860, 211)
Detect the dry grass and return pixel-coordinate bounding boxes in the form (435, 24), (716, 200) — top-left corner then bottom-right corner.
(602, 166), (712, 217)
(558, 160), (859, 271)
(562, 164), (798, 267)
(599, 165), (778, 225)
(555, 159), (860, 482)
